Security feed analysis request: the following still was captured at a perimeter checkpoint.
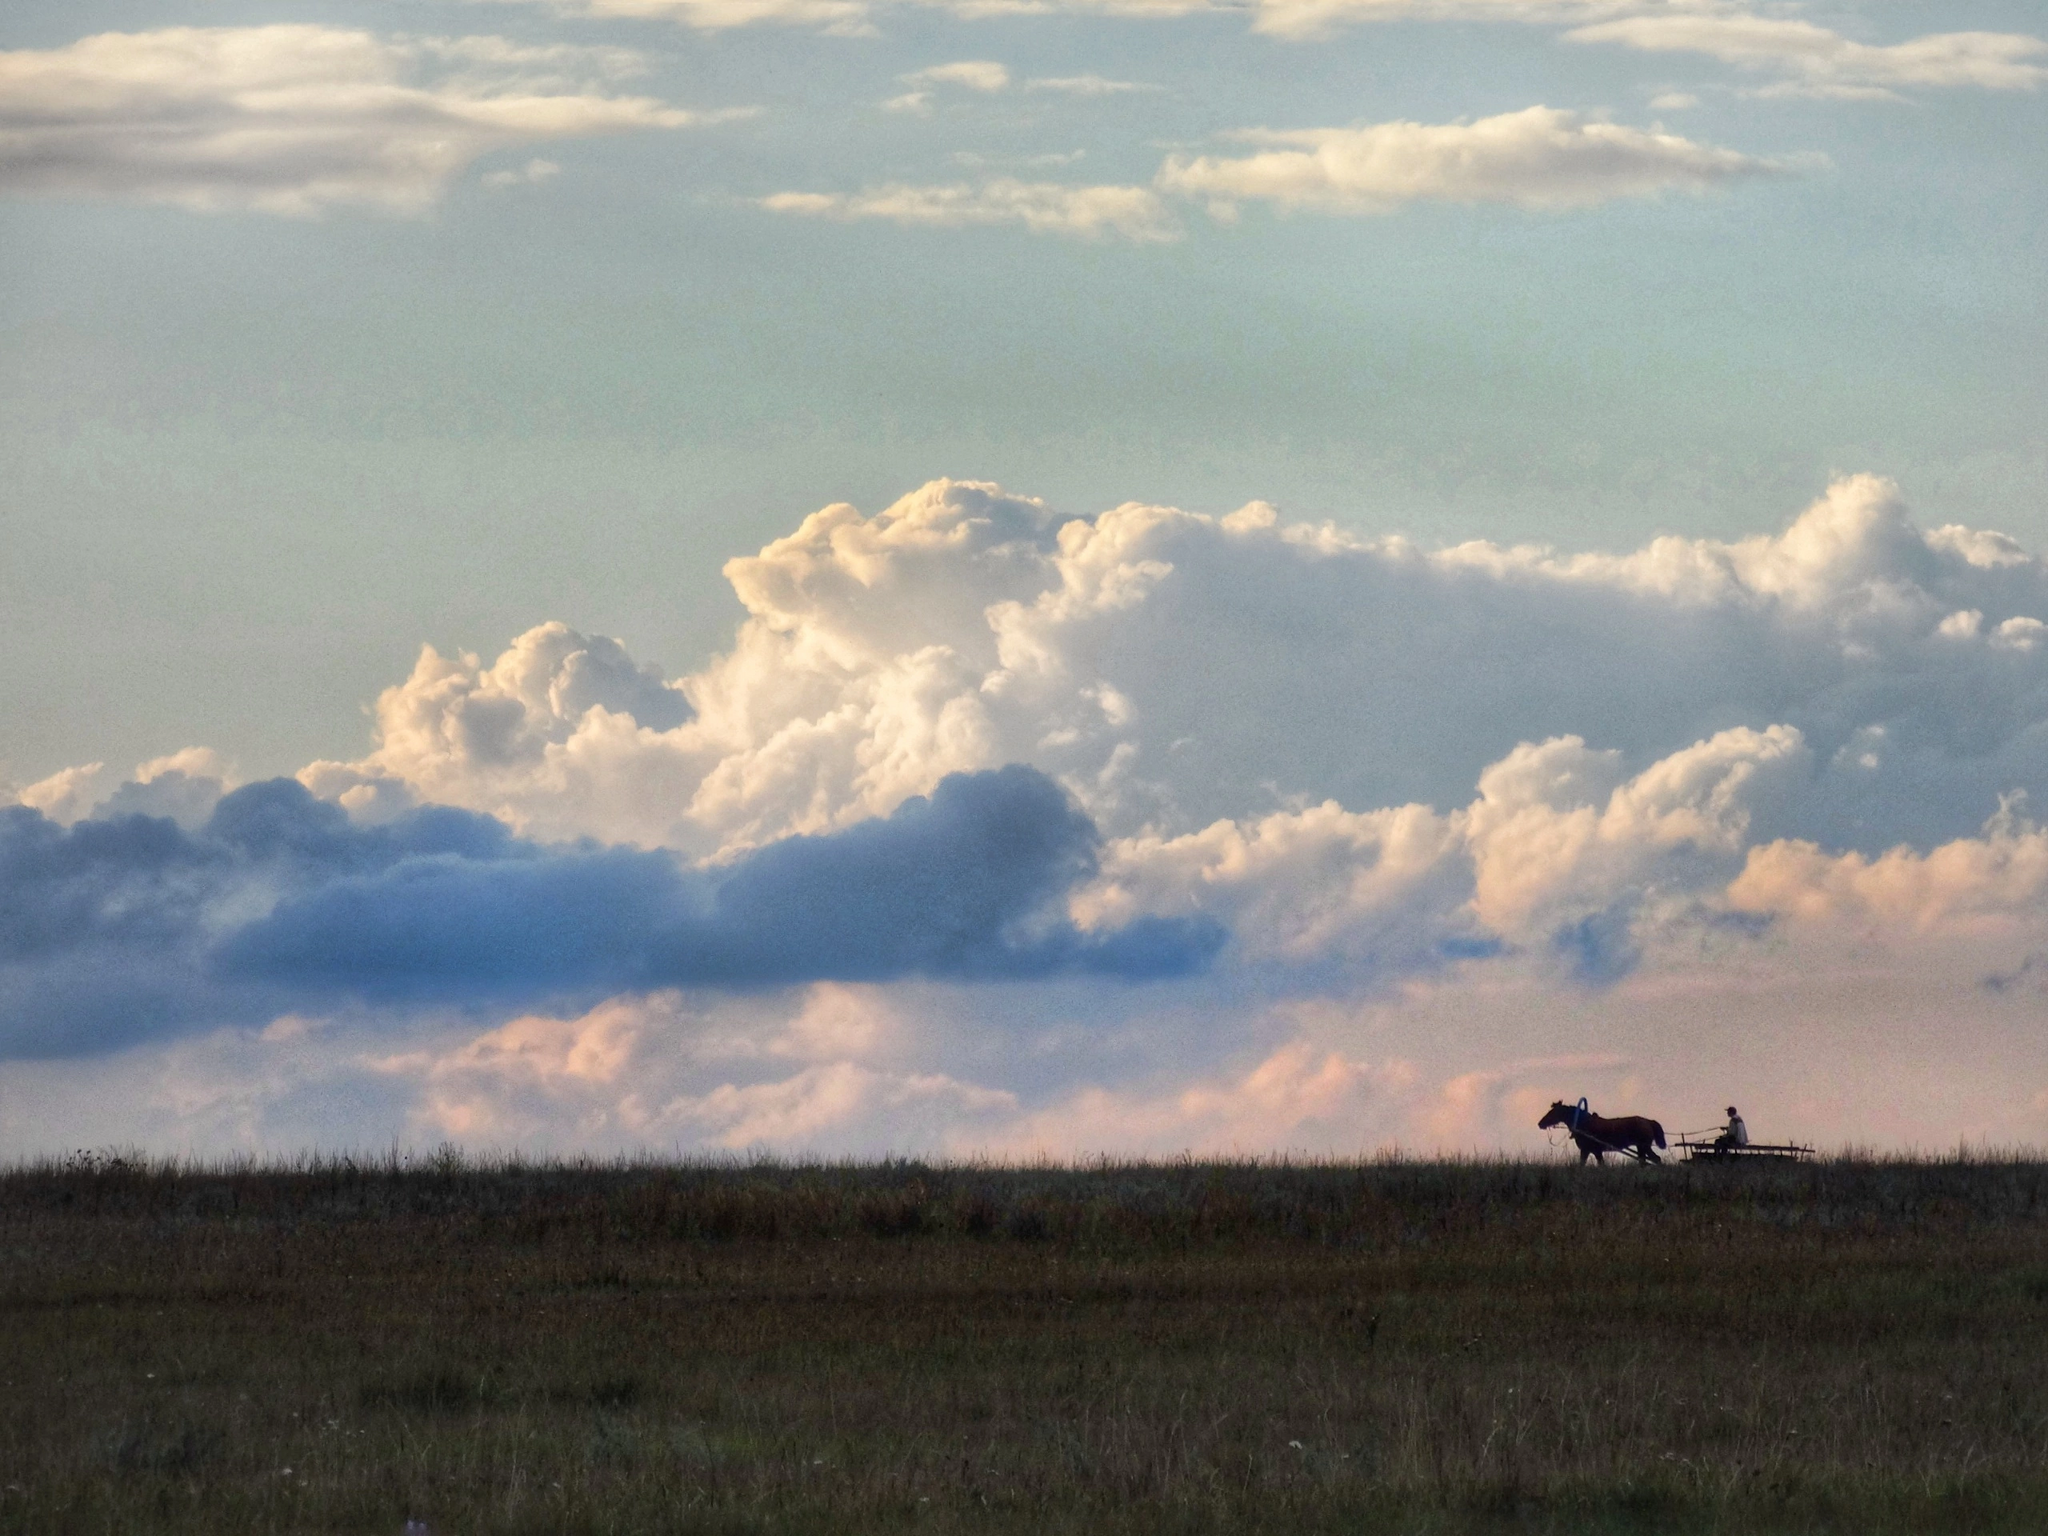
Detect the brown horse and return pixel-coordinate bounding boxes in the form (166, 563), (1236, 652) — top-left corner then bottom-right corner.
(1538, 1098), (1666, 1165)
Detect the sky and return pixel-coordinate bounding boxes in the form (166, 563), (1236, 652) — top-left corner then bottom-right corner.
(2, 0), (2046, 1157)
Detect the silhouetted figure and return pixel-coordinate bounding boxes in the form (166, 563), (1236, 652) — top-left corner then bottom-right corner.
(1714, 1106), (1748, 1150)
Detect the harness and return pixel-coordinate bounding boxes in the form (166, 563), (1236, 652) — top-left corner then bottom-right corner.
(1561, 1097), (1637, 1160)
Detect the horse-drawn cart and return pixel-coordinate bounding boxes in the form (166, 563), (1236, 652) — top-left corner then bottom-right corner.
(1676, 1135), (1814, 1165)
(1541, 1099), (1816, 1167)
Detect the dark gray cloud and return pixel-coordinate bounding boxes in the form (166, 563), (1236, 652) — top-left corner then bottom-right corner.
(0, 768), (1221, 1059)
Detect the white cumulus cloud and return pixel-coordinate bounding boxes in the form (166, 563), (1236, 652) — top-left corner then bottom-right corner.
(27, 471), (2048, 1157)
(481, 156), (562, 189)
(1567, 16), (2048, 100)
(0, 25), (714, 215)
(904, 59), (1013, 91)
(1158, 106), (1796, 216)
(985, 1039), (1407, 1155)
(375, 987), (1018, 1151)
(760, 179), (1177, 241)
(1729, 797), (2048, 938)
(1239, 0), (1649, 43)
(14, 745), (233, 827)
(474, 0), (1659, 38)
(479, 0), (874, 32)
(270, 473), (2048, 877)
(1073, 721), (1807, 980)
(1027, 74), (1157, 94)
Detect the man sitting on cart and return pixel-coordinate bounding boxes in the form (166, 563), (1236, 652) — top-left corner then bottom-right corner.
(1713, 1106), (1749, 1150)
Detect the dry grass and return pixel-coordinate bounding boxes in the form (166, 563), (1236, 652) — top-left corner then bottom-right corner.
(3, 1153), (2047, 1533)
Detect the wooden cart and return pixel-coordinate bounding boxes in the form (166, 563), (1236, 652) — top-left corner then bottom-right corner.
(1676, 1135), (1814, 1164)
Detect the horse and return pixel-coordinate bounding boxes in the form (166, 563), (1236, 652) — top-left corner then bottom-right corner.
(1538, 1098), (1666, 1165)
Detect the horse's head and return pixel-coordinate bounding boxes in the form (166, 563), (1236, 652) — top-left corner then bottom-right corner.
(1537, 1101), (1572, 1130)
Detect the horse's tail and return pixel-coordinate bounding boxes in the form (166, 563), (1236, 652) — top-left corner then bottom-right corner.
(1653, 1120), (1667, 1149)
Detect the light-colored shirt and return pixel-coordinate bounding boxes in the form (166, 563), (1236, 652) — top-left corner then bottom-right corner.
(1727, 1115), (1749, 1147)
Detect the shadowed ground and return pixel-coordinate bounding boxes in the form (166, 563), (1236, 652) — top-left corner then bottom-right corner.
(3, 1154), (2046, 1533)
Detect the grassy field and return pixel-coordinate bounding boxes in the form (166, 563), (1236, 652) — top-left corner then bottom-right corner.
(4, 1153), (2048, 1534)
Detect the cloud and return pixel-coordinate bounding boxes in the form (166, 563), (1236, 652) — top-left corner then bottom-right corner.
(1567, 17), (2048, 100)
(664, 765), (1222, 981)
(879, 60), (1155, 102)
(1158, 106), (1796, 216)
(766, 108), (1783, 245)
(359, 983), (1022, 1150)
(883, 59), (1011, 111)
(14, 763), (107, 825)
(377, 991), (1407, 1156)
(479, 0), (874, 33)
(1466, 724), (1806, 932)
(986, 1039), (1406, 1155)
(0, 26), (712, 215)
(300, 620), (688, 824)
(1075, 799), (1470, 966)
(432, 0), (2048, 104)
(1026, 75), (1157, 95)
(1728, 796), (2048, 938)
(661, 1061), (1018, 1148)
(377, 987), (1020, 1150)
(0, 768), (1218, 1059)
(278, 473), (2048, 876)
(237, 470), (2048, 1056)
(15, 747), (233, 828)
(904, 59), (1012, 92)
(760, 180), (1177, 240)
(446, 0), (2041, 81)
(1239, 0), (1645, 43)
(472, 0), (1651, 39)
(228, 766), (1221, 995)
(1072, 721), (1806, 985)
(25, 471), (2048, 1152)
(481, 157), (561, 189)
(952, 150), (1089, 169)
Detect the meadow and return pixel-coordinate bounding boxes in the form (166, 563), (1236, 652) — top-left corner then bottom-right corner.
(3, 1152), (2047, 1534)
